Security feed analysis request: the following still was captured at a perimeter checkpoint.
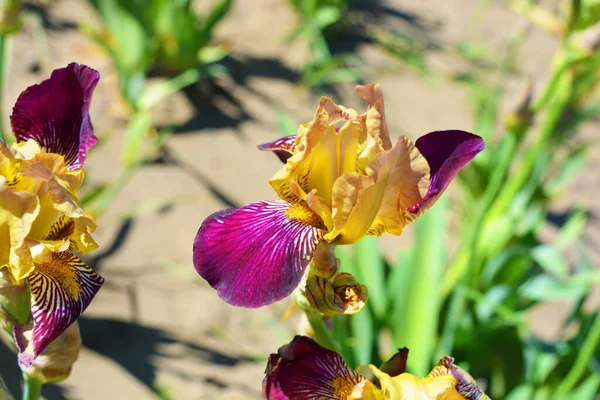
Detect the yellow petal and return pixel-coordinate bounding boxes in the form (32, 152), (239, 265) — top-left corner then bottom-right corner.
(326, 137), (430, 244)
(355, 84), (392, 150)
(0, 182), (40, 282)
(350, 380), (384, 400)
(269, 100), (331, 204)
(370, 366), (456, 400)
(366, 136), (430, 237)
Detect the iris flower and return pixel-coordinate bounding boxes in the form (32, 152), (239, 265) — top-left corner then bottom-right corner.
(0, 63), (102, 366)
(193, 84), (484, 308)
(263, 335), (490, 400)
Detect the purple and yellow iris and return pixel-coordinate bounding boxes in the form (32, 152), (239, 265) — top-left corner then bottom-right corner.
(263, 336), (490, 400)
(193, 84), (484, 309)
(0, 63), (102, 366)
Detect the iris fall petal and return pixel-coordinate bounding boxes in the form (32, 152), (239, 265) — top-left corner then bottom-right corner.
(13, 251), (103, 366)
(263, 335), (363, 399)
(193, 201), (324, 308)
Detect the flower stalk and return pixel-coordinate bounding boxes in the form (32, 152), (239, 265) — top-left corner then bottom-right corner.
(21, 373), (41, 400)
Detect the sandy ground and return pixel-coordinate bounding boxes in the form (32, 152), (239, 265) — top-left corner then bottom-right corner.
(0, 0), (598, 399)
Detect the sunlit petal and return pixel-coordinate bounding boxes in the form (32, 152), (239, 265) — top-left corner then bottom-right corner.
(10, 63), (99, 169)
(327, 137), (430, 244)
(406, 130), (485, 220)
(0, 184), (39, 282)
(193, 201), (324, 308)
(355, 83), (392, 150)
(13, 252), (103, 366)
(263, 335), (363, 399)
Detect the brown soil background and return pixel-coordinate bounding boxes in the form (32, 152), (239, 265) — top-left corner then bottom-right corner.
(0, 0), (599, 399)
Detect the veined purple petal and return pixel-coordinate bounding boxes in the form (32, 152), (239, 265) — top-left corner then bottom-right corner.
(263, 335), (363, 399)
(193, 200), (323, 308)
(257, 135), (297, 163)
(11, 63), (100, 169)
(407, 130), (485, 215)
(13, 252), (103, 366)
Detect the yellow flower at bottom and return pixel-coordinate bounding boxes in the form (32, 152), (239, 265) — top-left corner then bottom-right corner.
(263, 336), (490, 400)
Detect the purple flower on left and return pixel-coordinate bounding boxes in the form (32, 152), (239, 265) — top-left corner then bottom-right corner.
(0, 63), (103, 367)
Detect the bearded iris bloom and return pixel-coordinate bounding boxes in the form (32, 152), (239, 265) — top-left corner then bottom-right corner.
(193, 84), (484, 308)
(263, 335), (490, 400)
(0, 63), (103, 366)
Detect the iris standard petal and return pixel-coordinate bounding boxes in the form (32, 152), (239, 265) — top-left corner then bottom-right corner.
(355, 84), (392, 150)
(193, 201), (324, 308)
(258, 134), (298, 163)
(13, 251), (103, 366)
(263, 335), (363, 399)
(407, 130), (485, 218)
(10, 63), (99, 169)
(0, 184), (39, 282)
(370, 366), (456, 399)
(326, 136), (430, 244)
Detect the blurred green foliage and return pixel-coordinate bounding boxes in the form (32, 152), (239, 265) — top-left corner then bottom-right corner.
(80, 0), (233, 215)
(286, 0), (362, 87)
(323, 2), (600, 399)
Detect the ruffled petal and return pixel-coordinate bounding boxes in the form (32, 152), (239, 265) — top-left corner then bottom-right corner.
(258, 134), (298, 163)
(355, 84), (392, 150)
(10, 63), (99, 169)
(193, 200), (324, 308)
(263, 335), (363, 399)
(0, 183), (39, 282)
(13, 251), (104, 366)
(406, 130), (485, 219)
(370, 366), (456, 399)
(326, 136), (430, 244)
(430, 357), (490, 400)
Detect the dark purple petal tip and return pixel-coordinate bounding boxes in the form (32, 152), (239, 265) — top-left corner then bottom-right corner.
(193, 200), (322, 308)
(11, 62), (100, 169)
(257, 135), (297, 163)
(408, 130), (485, 214)
(263, 335), (362, 399)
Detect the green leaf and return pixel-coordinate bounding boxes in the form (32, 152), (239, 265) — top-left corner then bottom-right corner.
(392, 195), (447, 376)
(312, 6), (341, 29)
(137, 69), (201, 110)
(505, 385), (535, 400)
(200, 0), (233, 41)
(352, 236), (387, 322)
(122, 112), (153, 166)
(530, 245), (569, 278)
(349, 302), (374, 366)
(555, 207), (587, 252)
(520, 275), (587, 301)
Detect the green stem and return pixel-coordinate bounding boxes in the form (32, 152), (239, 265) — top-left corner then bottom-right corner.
(555, 314), (600, 395)
(306, 311), (336, 352)
(22, 373), (42, 400)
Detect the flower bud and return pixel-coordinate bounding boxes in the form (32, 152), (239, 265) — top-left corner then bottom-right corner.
(303, 272), (368, 315)
(16, 322), (81, 383)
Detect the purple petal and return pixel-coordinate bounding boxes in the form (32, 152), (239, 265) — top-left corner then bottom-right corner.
(13, 252), (104, 366)
(257, 135), (297, 163)
(407, 130), (485, 215)
(263, 335), (363, 399)
(193, 200), (323, 308)
(11, 63), (100, 169)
